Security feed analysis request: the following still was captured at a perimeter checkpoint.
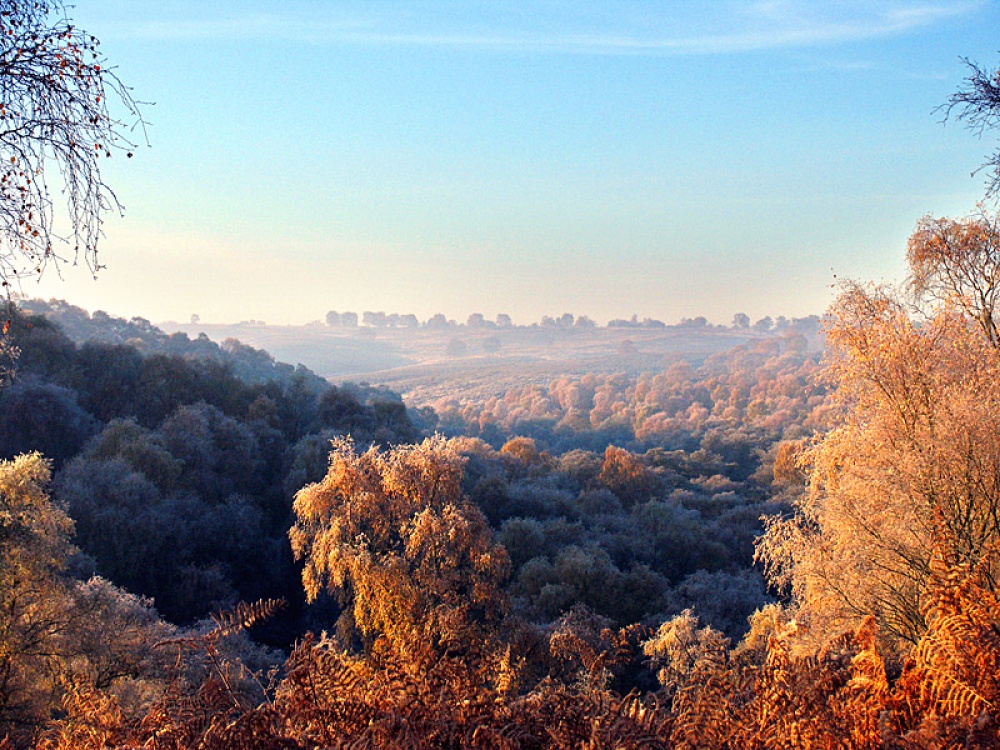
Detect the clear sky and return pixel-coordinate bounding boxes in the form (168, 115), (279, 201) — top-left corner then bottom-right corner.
(28, 1), (1000, 325)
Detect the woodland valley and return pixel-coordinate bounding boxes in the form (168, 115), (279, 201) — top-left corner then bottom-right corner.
(6, 227), (1000, 748)
(5, 1), (1000, 748)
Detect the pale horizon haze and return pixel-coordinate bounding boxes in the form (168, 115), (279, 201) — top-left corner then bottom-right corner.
(25, 1), (1000, 326)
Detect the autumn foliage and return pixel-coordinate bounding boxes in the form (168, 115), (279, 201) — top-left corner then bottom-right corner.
(11, 437), (1000, 749)
(289, 437), (511, 667)
(432, 336), (829, 452)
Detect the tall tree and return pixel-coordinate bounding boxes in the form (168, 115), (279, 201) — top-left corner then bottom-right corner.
(907, 209), (1000, 346)
(758, 212), (1000, 650)
(0, 452), (76, 734)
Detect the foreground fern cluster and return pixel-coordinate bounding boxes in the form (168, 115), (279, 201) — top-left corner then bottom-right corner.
(28, 552), (1000, 749)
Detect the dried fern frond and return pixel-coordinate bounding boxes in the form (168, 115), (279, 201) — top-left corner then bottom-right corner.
(154, 598), (287, 652)
(34, 675), (130, 750)
(210, 598), (287, 640)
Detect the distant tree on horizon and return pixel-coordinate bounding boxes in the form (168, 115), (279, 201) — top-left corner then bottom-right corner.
(426, 313), (450, 330)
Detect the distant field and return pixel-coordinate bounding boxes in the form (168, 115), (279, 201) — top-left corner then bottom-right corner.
(158, 322), (780, 405)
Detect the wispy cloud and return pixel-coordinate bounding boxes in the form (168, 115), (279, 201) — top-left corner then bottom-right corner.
(109, 1), (985, 55)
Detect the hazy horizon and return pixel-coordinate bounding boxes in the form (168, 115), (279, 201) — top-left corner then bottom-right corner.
(18, 293), (818, 330)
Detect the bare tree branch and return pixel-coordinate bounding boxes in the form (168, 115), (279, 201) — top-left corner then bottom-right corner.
(0, 0), (146, 294)
(940, 58), (1000, 196)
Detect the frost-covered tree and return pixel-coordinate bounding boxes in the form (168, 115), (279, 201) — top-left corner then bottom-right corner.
(759, 210), (1000, 650)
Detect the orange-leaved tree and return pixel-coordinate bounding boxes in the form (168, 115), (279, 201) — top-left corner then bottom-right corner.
(289, 436), (511, 668)
(907, 209), (1000, 346)
(0, 453), (76, 737)
(758, 209), (1000, 652)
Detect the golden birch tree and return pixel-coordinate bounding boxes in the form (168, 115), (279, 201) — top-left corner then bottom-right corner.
(0, 453), (76, 738)
(758, 211), (1000, 651)
(289, 436), (510, 667)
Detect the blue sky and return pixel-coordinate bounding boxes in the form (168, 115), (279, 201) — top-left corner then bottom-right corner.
(31, 1), (1000, 325)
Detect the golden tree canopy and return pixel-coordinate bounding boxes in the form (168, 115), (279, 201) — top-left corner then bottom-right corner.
(289, 436), (510, 662)
(759, 212), (1000, 650)
(908, 210), (1000, 346)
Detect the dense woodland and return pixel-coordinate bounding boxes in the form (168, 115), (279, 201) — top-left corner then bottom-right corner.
(1, 297), (804, 642)
(431, 330), (828, 455)
(2, 295), (815, 747)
